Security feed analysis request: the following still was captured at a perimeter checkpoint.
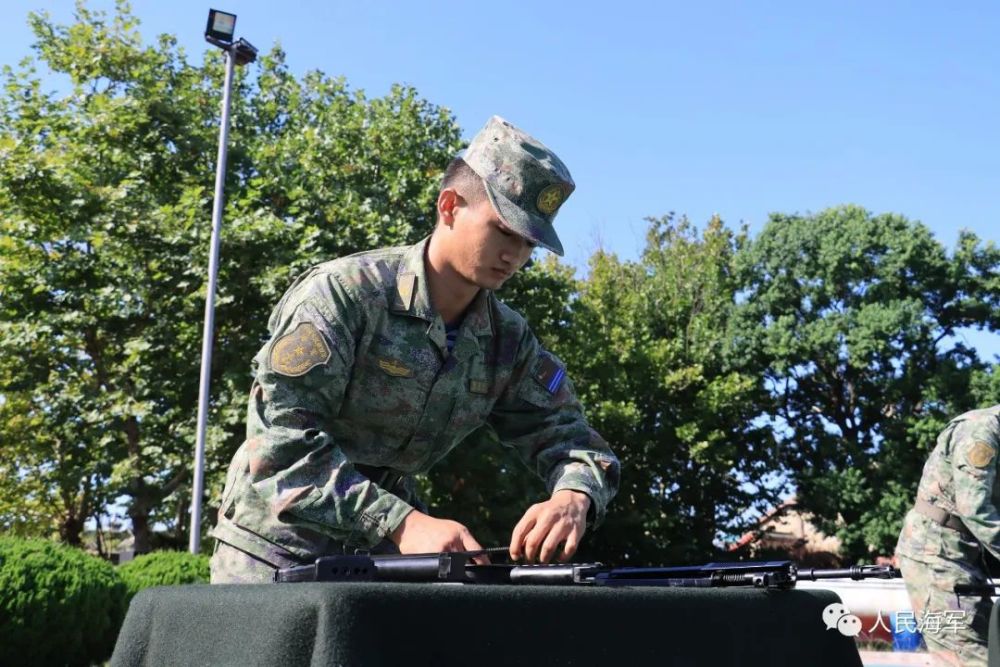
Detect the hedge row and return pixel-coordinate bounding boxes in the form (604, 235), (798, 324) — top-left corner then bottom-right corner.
(0, 538), (210, 666)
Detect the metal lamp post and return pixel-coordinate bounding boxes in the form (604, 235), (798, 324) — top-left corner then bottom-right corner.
(190, 9), (258, 554)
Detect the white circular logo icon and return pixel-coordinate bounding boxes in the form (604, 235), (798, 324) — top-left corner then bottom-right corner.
(822, 602), (849, 631)
(822, 602), (863, 636)
(837, 614), (863, 637)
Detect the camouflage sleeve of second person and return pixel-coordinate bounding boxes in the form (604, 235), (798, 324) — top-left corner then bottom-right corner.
(951, 415), (1000, 558)
(488, 324), (620, 527)
(244, 272), (414, 549)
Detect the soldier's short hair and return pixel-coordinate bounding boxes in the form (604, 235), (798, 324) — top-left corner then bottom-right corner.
(440, 157), (486, 208)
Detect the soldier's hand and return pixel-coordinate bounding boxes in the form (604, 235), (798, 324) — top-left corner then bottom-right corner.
(510, 489), (591, 564)
(389, 510), (490, 564)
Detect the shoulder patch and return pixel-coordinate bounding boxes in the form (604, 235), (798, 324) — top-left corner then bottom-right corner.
(270, 322), (331, 377)
(534, 354), (566, 395)
(966, 441), (996, 469)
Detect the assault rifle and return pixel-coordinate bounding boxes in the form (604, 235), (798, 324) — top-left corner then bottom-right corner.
(954, 582), (1000, 597)
(274, 549), (900, 587)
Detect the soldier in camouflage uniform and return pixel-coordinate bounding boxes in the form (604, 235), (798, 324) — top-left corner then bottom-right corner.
(210, 116), (620, 583)
(895, 406), (1000, 666)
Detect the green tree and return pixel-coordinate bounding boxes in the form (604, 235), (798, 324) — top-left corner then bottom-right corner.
(562, 216), (779, 564)
(731, 205), (1000, 559)
(0, 1), (462, 550)
(970, 364), (1000, 406)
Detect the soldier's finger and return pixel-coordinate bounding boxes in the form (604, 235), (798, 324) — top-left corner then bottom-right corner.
(510, 511), (538, 561)
(461, 531), (490, 565)
(539, 522), (570, 564)
(523, 514), (558, 563)
(559, 526), (581, 563)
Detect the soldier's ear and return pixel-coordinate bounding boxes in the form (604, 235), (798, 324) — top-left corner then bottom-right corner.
(437, 188), (461, 227)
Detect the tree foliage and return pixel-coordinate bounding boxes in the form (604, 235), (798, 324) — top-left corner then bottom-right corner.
(0, 1), (462, 551)
(567, 216), (783, 564)
(731, 205), (1000, 559)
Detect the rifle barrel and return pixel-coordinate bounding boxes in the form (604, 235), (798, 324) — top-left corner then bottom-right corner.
(797, 565), (900, 581)
(954, 583), (1000, 596)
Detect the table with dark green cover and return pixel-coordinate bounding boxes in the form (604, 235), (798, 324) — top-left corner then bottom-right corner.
(111, 582), (861, 667)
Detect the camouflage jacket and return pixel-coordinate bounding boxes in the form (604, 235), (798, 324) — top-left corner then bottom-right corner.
(212, 237), (620, 566)
(896, 405), (1000, 562)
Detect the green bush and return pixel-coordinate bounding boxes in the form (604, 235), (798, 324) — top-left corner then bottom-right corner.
(0, 537), (127, 666)
(117, 550), (210, 600)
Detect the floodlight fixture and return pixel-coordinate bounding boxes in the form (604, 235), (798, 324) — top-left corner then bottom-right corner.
(205, 9), (237, 45)
(205, 9), (258, 65)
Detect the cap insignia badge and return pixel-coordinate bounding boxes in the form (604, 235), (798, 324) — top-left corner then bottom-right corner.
(536, 184), (564, 216)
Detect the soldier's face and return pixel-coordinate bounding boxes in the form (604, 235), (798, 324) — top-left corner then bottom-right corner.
(452, 197), (535, 290)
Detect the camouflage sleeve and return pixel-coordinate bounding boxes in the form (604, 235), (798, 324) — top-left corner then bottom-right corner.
(951, 418), (1000, 557)
(488, 328), (620, 527)
(246, 276), (414, 549)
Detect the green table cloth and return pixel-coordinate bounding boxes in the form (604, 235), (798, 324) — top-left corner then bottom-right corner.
(111, 582), (861, 666)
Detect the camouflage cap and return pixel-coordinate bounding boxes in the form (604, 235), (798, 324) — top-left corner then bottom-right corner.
(462, 116), (575, 256)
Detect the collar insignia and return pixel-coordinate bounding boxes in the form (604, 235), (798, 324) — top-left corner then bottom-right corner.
(395, 274), (416, 311)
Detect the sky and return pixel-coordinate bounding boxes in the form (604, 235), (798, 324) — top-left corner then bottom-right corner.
(4, 0), (999, 355)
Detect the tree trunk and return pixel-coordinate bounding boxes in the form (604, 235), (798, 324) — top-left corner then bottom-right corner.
(59, 513), (84, 546)
(175, 491), (188, 546)
(129, 505), (152, 554)
(123, 415), (154, 553)
(93, 512), (106, 558)
(128, 466), (189, 554)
